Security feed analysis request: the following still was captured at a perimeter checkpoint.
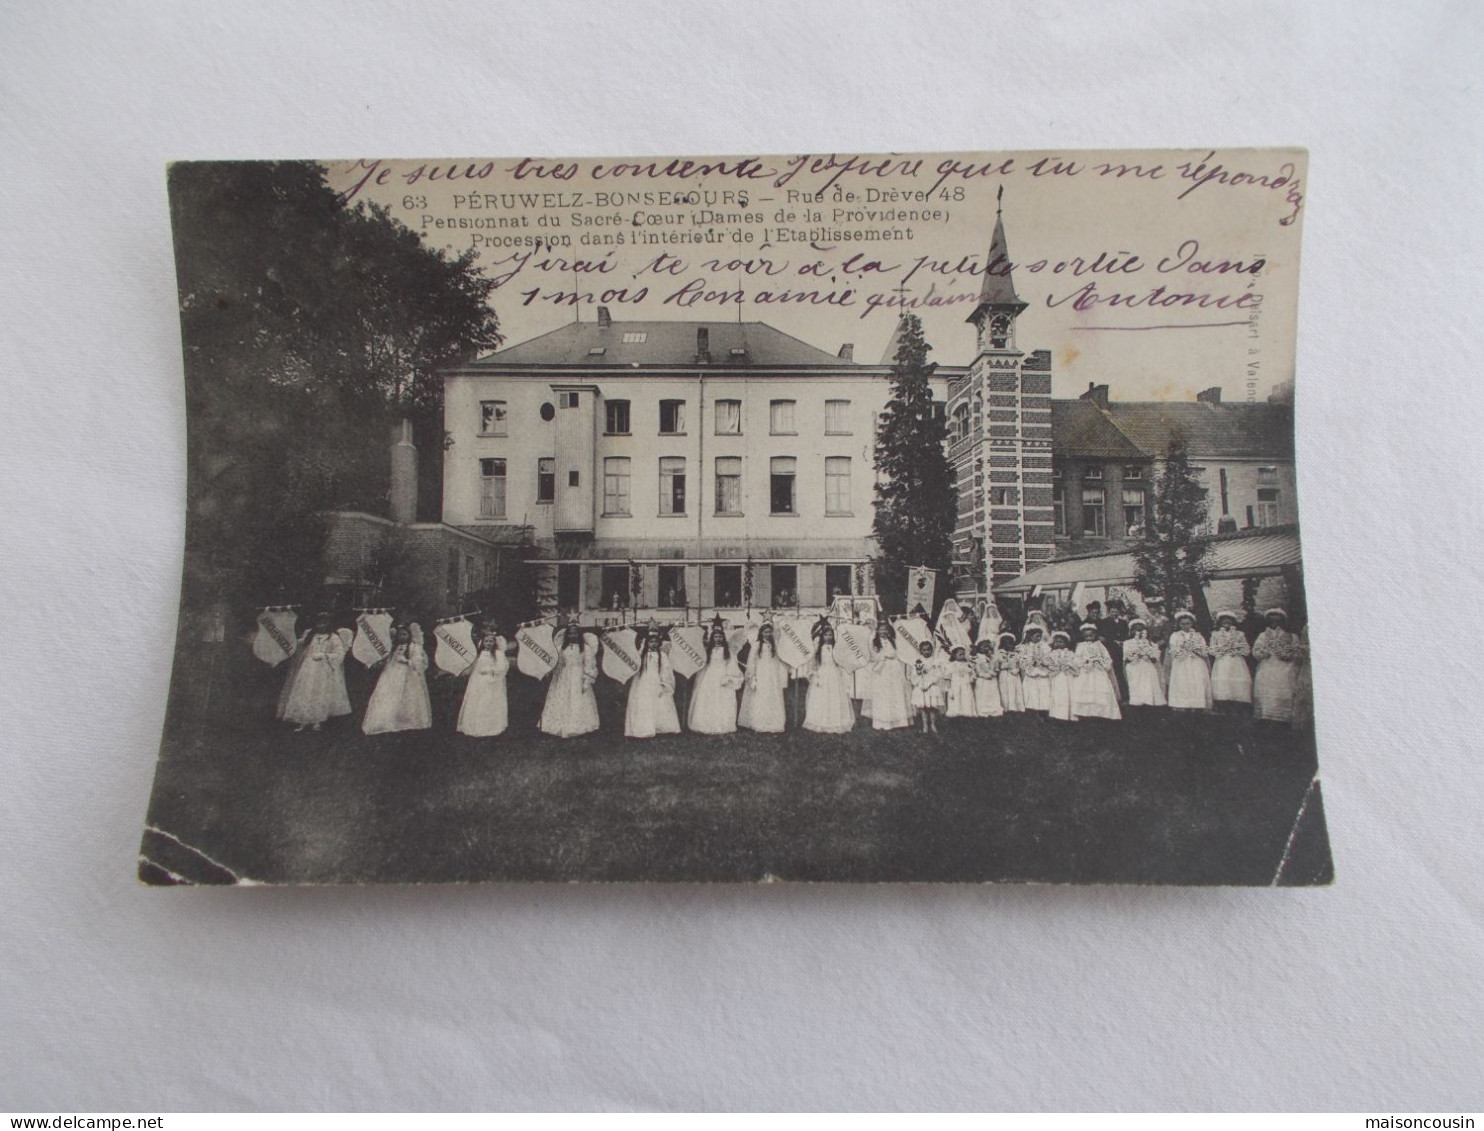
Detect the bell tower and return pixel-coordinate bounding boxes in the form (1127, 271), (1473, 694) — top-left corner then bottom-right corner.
(949, 188), (1055, 605)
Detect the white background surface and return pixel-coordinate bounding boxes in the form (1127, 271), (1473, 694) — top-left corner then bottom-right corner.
(2, 0), (1481, 1112)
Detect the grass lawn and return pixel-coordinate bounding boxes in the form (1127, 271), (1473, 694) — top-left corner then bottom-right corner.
(140, 655), (1333, 887)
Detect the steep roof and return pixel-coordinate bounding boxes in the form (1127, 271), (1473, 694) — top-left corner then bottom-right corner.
(1104, 401), (1294, 460)
(1052, 400), (1147, 459)
(470, 320), (854, 368)
(1053, 398), (1293, 460)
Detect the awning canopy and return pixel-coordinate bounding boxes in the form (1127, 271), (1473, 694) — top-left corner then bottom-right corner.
(993, 527), (1302, 596)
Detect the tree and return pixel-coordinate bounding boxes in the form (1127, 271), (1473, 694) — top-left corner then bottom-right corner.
(872, 315), (957, 615)
(167, 161), (502, 617)
(1134, 439), (1215, 626)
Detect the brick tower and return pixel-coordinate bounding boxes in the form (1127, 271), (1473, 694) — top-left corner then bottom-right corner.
(948, 189), (1055, 606)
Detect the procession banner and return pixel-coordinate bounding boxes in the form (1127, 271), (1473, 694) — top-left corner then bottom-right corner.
(515, 622), (558, 678)
(352, 611), (394, 667)
(433, 618), (477, 675)
(667, 624), (707, 678)
(601, 627), (642, 684)
(906, 566), (936, 614)
(891, 614), (935, 656)
(771, 616), (814, 669)
(834, 622), (874, 673)
(252, 609), (298, 667)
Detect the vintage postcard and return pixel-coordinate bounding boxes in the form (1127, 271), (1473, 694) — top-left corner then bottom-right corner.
(141, 148), (1329, 885)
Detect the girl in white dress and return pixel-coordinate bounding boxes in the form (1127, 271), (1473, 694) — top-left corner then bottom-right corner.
(801, 623), (855, 734)
(456, 628), (510, 737)
(279, 613), (352, 731)
(688, 622), (742, 734)
(865, 622), (912, 731)
(1166, 610), (1214, 711)
(995, 631), (1024, 713)
(907, 639), (949, 735)
(738, 623), (788, 733)
(539, 623), (600, 738)
(1252, 609), (1302, 723)
(1072, 623), (1122, 720)
(1017, 625), (1052, 714)
(1046, 631), (1077, 721)
(1209, 610), (1254, 708)
(362, 623), (432, 734)
(625, 627), (681, 739)
(1122, 619), (1167, 708)
(945, 646), (976, 718)
(972, 639), (1003, 718)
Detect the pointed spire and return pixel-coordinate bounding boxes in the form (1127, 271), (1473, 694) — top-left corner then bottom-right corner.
(880, 312), (909, 364)
(968, 186), (1027, 324)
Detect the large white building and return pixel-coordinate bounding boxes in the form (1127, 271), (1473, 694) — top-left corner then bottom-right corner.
(441, 312), (948, 619)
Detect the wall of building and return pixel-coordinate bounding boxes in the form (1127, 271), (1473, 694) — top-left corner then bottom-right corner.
(444, 369), (947, 557)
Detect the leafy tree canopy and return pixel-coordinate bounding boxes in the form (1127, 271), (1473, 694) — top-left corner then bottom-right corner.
(168, 161), (501, 610)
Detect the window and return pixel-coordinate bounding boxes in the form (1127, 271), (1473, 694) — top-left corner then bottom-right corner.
(605, 399), (630, 435)
(1255, 487), (1281, 527)
(621, 331), (647, 344)
(659, 457), (686, 515)
(568, 470), (580, 487)
(1257, 465), (1279, 486)
(1081, 485), (1106, 537)
(714, 398), (741, 435)
(770, 456), (797, 514)
(484, 559), (496, 590)
(990, 486), (1018, 507)
(715, 456), (742, 514)
(559, 391), (580, 409)
(714, 565), (742, 608)
(825, 457), (851, 515)
(825, 399), (851, 434)
(769, 399), (796, 435)
(770, 565), (798, 608)
(603, 457), (630, 515)
(1122, 486), (1146, 535)
(587, 347), (607, 357)
(600, 565), (629, 610)
(659, 565), (687, 609)
(989, 313), (1011, 350)
(465, 554), (476, 595)
(1083, 466), (1104, 481)
(536, 457), (555, 504)
(826, 564), (852, 600)
(659, 399), (686, 434)
(479, 458), (507, 518)
(1053, 482), (1066, 535)
(480, 400), (507, 435)
(1123, 465), (1143, 481)
(447, 548), (460, 602)
(952, 403), (971, 444)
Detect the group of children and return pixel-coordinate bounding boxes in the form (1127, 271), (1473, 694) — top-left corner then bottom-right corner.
(273, 604), (1309, 740)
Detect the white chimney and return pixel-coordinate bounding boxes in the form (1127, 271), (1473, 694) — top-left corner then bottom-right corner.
(389, 418), (417, 525)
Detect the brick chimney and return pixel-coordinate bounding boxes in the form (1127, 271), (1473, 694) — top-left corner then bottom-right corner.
(389, 418), (417, 525)
(837, 343), (854, 361)
(1080, 381), (1110, 409)
(597, 305), (611, 329)
(696, 326), (710, 363)
(1196, 386), (1222, 404)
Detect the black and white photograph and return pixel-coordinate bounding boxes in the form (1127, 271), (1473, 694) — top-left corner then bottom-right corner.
(141, 148), (1330, 886)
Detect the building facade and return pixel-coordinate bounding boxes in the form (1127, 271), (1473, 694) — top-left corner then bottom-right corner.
(442, 314), (948, 620)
